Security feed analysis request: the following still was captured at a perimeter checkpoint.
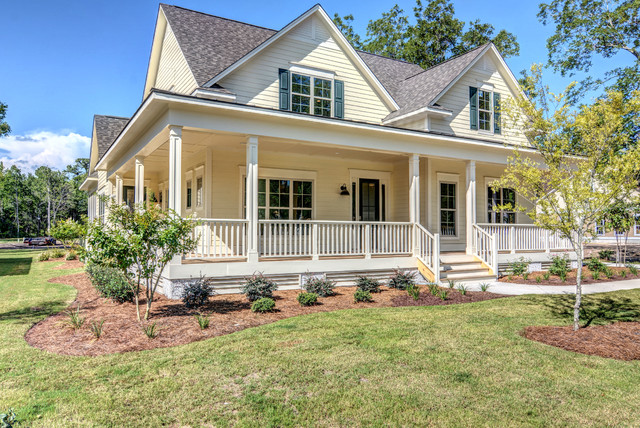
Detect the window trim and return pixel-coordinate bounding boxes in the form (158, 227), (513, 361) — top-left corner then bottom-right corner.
(437, 172), (460, 239)
(290, 72), (333, 117)
(485, 177), (517, 224)
(477, 89), (493, 133)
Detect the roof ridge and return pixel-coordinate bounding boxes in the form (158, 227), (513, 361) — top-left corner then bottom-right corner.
(160, 3), (277, 33)
(94, 114), (130, 120)
(402, 43), (491, 82)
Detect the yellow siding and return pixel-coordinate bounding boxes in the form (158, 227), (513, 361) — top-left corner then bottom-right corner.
(154, 24), (198, 94)
(430, 54), (529, 145)
(218, 15), (391, 124)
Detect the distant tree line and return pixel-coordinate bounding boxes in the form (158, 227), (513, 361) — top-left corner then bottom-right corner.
(0, 158), (88, 238)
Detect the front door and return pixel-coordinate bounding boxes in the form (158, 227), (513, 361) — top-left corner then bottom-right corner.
(359, 179), (380, 221)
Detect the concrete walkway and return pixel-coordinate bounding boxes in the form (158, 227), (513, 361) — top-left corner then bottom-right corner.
(464, 278), (640, 295)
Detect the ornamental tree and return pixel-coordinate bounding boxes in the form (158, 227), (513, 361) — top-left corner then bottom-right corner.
(49, 217), (86, 248)
(496, 67), (640, 330)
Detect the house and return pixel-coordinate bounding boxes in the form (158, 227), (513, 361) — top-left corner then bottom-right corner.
(79, 4), (573, 297)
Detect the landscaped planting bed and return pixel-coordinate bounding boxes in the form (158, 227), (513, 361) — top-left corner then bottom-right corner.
(26, 268), (507, 356)
(499, 266), (639, 285)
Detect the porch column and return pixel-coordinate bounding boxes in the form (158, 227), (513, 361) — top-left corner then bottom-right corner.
(246, 136), (259, 263)
(134, 157), (145, 207)
(465, 160), (477, 255)
(115, 174), (123, 205)
(409, 154), (420, 224)
(168, 125), (182, 216)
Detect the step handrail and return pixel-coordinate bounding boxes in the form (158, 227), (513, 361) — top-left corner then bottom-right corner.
(414, 223), (440, 284)
(472, 224), (498, 276)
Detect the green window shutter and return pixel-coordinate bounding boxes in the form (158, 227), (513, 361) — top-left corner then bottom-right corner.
(278, 68), (290, 110)
(334, 80), (344, 119)
(493, 92), (501, 134)
(469, 86), (478, 130)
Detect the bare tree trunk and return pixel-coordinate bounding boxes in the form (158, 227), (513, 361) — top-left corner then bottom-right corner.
(574, 239), (584, 331)
(47, 183), (51, 233)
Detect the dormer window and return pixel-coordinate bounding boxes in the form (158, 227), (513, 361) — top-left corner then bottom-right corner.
(469, 86), (501, 134)
(280, 68), (343, 119)
(478, 90), (492, 131)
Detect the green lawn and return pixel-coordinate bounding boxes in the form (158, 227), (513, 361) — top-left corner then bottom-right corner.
(2, 249), (640, 427)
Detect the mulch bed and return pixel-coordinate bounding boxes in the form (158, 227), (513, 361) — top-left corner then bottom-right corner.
(499, 267), (640, 286)
(523, 323), (640, 360)
(26, 266), (508, 356)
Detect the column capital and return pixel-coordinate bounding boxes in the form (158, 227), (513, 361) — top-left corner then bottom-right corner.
(247, 135), (259, 146)
(169, 125), (183, 138)
(135, 156), (145, 164)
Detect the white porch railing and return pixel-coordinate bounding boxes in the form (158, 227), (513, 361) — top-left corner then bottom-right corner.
(472, 224), (498, 275)
(186, 219), (248, 259)
(476, 223), (572, 253)
(415, 224), (440, 282)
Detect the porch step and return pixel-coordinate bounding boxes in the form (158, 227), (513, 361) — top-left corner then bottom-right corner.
(437, 252), (494, 283)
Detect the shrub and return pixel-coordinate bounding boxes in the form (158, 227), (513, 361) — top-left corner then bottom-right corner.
(354, 289), (373, 303)
(559, 271), (567, 282)
(428, 283), (439, 296)
(447, 280), (456, 289)
(604, 267), (615, 279)
(38, 251), (50, 261)
(457, 284), (468, 296)
(407, 284), (420, 301)
(89, 320), (104, 339)
(621, 269), (628, 278)
(439, 289), (448, 301)
(242, 273), (278, 302)
(251, 297), (275, 313)
(388, 269), (416, 290)
(49, 248), (66, 259)
(628, 264), (639, 276)
(480, 282), (491, 292)
(592, 271), (600, 280)
(194, 313), (210, 330)
(62, 306), (85, 330)
(182, 275), (214, 309)
(549, 254), (570, 277)
(522, 272), (529, 281)
(65, 250), (77, 260)
(303, 276), (335, 297)
(536, 276), (542, 284)
(509, 257), (530, 276)
(598, 249), (614, 260)
(85, 263), (134, 303)
(355, 276), (381, 293)
(543, 271), (551, 280)
(587, 257), (608, 273)
(142, 322), (159, 339)
(297, 292), (318, 307)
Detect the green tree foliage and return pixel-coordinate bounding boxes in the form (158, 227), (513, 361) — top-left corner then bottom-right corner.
(0, 102), (9, 137)
(49, 217), (86, 248)
(603, 199), (640, 265)
(496, 66), (640, 330)
(333, 0), (519, 68)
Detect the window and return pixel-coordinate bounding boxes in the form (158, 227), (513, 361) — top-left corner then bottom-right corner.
(247, 178), (313, 220)
(635, 214), (640, 236)
(158, 189), (163, 206)
(291, 73), (331, 117)
(440, 182), (456, 236)
(488, 187), (515, 223)
(478, 90), (492, 131)
(595, 219), (606, 236)
(186, 180), (192, 209)
(196, 177), (203, 207)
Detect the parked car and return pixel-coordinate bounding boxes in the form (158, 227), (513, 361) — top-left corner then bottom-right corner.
(29, 238), (46, 246)
(44, 237), (56, 246)
(23, 237), (32, 244)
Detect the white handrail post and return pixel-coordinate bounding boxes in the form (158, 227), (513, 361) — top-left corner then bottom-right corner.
(364, 224), (371, 259)
(509, 225), (516, 254)
(412, 223), (418, 257)
(433, 233), (440, 284)
(492, 235), (499, 277)
(312, 223), (319, 260)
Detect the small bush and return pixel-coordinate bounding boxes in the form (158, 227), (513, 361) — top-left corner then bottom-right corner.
(522, 272), (529, 281)
(65, 250), (77, 260)
(355, 276), (381, 293)
(507, 275), (513, 282)
(592, 271), (600, 280)
(242, 273), (278, 302)
(0, 408), (18, 428)
(587, 257), (608, 273)
(38, 251), (50, 261)
(559, 271), (567, 282)
(628, 265), (639, 276)
(89, 320), (104, 339)
(439, 289), (449, 301)
(428, 283), (439, 296)
(598, 249), (614, 260)
(85, 263), (134, 303)
(543, 271), (551, 280)
(447, 280), (455, 289)
(457, 284), (468, 296)
(49, 248), (66, 259)
(303, 276), (335, 297)
(480, 282), (491, 292)
(62, 306), (85, 330)
(354, 289), (373, 303)
(509, 257), (530, 276)
(621, 269), (628, 278)
(604, 267), (615, 279)
(297, 292), (318, 307)
(194, 313), (210, 330)
(388, 269), (416, 290)
(407, 284), (420, 301)
(143, 322), (159, 339)
(549, 254), (570, 277)
(182, 275), (214, 308)
(251, 297), (276, 313)
(535, 276), (542, 284)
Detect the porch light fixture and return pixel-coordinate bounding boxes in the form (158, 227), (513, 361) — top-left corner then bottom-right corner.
(340, 184), (350, 196)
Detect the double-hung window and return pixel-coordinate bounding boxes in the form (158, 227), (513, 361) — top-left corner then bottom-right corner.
(470, 86), (500, 134)
(478, 90), (492, 131)
(248, 178), (313, 220)
(196, 177), (203, 207)
(488, 187), (515, 223)
(291, 73), (332, 117)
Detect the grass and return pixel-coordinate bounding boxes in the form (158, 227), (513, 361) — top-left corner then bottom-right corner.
(1, 249), (640, 426)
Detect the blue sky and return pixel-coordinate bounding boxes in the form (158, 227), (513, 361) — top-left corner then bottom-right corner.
(0, 0), (628, 171)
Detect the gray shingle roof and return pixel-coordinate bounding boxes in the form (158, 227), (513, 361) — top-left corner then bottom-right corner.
(94, 115), (129, 160)
(160, 4), (277, 86)
(355, 51), (424, 100)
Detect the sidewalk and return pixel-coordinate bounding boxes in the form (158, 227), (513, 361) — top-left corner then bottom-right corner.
(465, 278), (640, 295)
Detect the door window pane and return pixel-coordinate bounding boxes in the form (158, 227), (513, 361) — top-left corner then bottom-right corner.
(440, 182), (456, 236)
(488, 186), (516, 224)
(186, 180), (192, 209)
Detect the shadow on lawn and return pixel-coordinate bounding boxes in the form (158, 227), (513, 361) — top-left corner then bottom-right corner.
(542, 294), (640, 327)
(0, 300), (67, 324)
(0, 257), (32, 276)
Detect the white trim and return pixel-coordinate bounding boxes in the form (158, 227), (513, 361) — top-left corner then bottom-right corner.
(289, 64), (335, 80)
(437, 172), (460, 239)
(349, 169), (391, 222)
(383, 106), (452, 125)
(483, 176), (517, 224)
(202, 5), (399, 111)
(191, 88), (237, 102)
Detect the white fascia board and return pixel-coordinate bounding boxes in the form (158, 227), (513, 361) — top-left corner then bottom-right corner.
(203, 5), (399, 111)
(383, 106), (452, 125)
(191, 88), (237, 101)
(289, 63), (335, 80)
(79, 176), (98, 192)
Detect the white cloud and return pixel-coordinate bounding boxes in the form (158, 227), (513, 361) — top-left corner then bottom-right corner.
(0, 131), (90, 173)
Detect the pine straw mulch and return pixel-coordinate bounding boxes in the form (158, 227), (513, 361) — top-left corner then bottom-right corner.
(499, 267), (640, 286)
(523, 323), (640, 360)
(26, 269), (509, 356)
